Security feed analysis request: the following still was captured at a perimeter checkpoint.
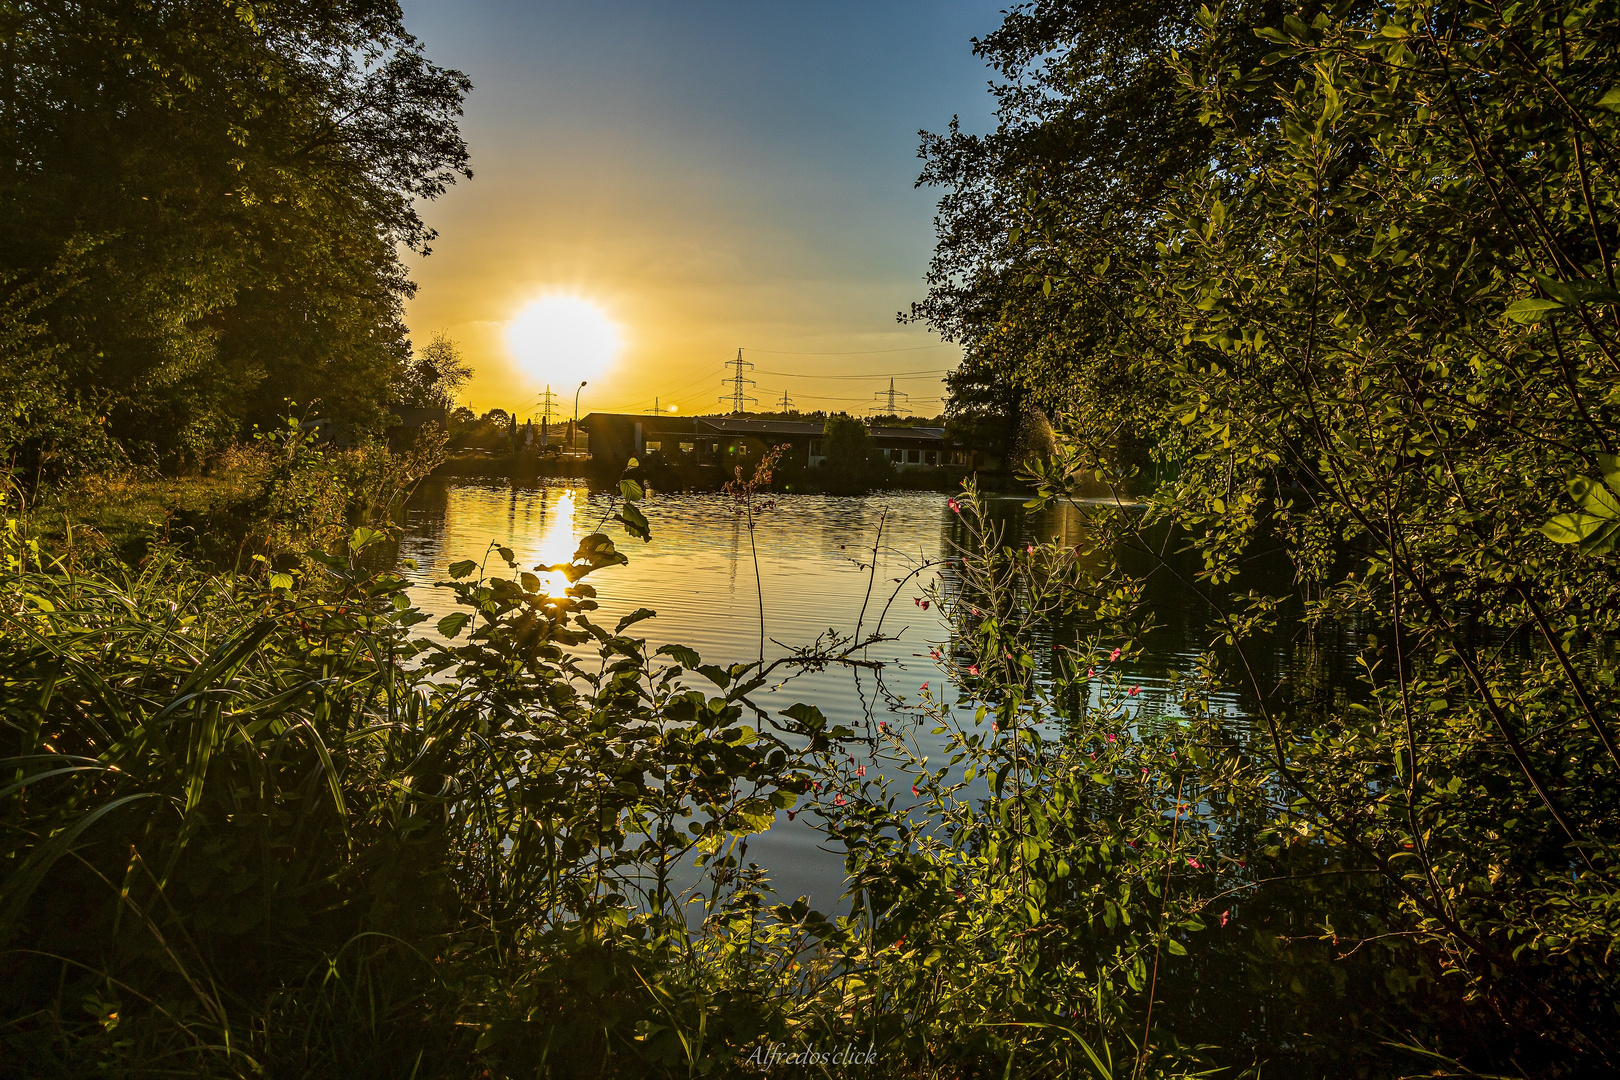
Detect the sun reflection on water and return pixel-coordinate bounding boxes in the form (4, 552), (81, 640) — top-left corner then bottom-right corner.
(534, 488), (578, 595)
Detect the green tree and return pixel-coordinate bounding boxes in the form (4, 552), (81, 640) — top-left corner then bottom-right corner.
(396, 330), (473, 410)
(0, 0), (471, 473)
(916, 0), (1620, 1070)
(820, 413), (881, 491)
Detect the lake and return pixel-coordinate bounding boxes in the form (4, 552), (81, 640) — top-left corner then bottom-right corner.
(397, 477), (1322, 908)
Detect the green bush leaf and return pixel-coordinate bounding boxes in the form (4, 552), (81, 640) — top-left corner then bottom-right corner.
(437, 611), (472, 638)
(1506, 297), (1564, 323)
(615, 607), (657, 633)
(657, 643), (703, 668)
(447, 559), (478, 579)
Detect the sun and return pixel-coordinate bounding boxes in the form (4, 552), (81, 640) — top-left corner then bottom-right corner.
(505, 295), (624, 385)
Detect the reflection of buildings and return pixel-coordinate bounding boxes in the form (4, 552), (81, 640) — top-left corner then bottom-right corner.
(580, 413), (967, 476)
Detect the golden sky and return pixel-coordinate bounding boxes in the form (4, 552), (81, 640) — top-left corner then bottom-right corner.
(397, 1), (1000, 420)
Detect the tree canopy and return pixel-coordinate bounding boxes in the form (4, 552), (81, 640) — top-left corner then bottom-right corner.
(0, 0), (471, 475)
(920, 0), (1620, 1069)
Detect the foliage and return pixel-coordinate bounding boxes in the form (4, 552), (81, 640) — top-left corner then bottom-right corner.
(0, 476), (857, 1077)
(0, 0), (471, 472)
(916, 0), (1620, 1071)
(818, 414), (890, 492)
(394, 331), (473, 411)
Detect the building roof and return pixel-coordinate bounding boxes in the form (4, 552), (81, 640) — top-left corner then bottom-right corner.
(700, 417), (825, 436)
(581, 412), (948, 442)
(870, 426), (945, 442)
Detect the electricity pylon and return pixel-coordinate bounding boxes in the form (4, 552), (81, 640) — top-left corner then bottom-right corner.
(867, 377), (908, 415)
(536, 385), (559, 425)
(720, 349), (757, 414)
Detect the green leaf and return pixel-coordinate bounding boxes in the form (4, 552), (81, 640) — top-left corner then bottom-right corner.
(1569, 475), (1620, 517)
(349, 526), (384, 552)
(780, 703), (827, 729)
(1535, 272), (1620, 307)
(1541, 512), (1603, 545)
(620, 478), (644, 502)
(268, 572), (294, 591)
(618, 502), (651, 542)
(448, 559), (478, 579)
(615, 607), (657, 633)
(1506, 297), (1563, 323)
(1598, 87), (1620, 112)
(731, 798), (777, 835)
(657, 643), (703, 668)
(437, 611), (472, 639)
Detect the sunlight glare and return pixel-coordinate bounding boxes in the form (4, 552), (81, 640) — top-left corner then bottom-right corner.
(505, 296), (624, 385)
(534, 488), (578, 596)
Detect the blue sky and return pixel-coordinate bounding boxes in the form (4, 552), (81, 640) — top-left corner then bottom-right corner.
(396, 0), (1004, 416)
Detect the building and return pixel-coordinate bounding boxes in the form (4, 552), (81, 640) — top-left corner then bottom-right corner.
(579, 413), (965, 476)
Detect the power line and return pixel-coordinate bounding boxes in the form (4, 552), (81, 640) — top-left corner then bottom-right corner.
(772, 388), (794, 412)
(866, 377), (910, 415)
(720, 348), (758, 414)
(744, 343), (957, 356)
(751, 367), (952, 379)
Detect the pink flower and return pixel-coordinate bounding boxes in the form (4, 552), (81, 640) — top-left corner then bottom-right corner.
(1128, 840), (1137, 848)
(812, 782), (820, 792)
(1187, 858), (1203, 869)
(835, 794), (846, 806)
(912, 784), (920, 796)
(857, 765), (866, 777)
(991, 722), (998, 732)
(1026, 544), (1035, 554)
(920, 682), (929, 692)
(1219, 910), (1229, 927)
(1109, 647), (1122, 662)
(920, 599), (930, 610)
(1087, 668), (1096, 677)
(968, 665), (979, 676)
(786, 810), (797, 821)
(1128, 685), (1140, 697)
(1106, 733), (1116, 743)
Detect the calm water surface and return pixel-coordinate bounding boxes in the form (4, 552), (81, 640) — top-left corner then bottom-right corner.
(397, 479), (1318, 907)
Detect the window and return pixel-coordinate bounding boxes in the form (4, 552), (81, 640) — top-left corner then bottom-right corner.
(925, 451), (937, 466)
(679, 441), (694, 454)
(906, 449), (921, 464)
(809, 439), (822, 456)
(645, 441), (661, 453)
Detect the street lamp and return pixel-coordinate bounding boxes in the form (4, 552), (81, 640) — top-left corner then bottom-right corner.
(572, 381), (587, 454)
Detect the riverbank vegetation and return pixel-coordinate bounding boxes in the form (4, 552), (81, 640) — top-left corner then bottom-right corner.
(908, 0), (1620, 1071)
(6, 0), (1620, 1074)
